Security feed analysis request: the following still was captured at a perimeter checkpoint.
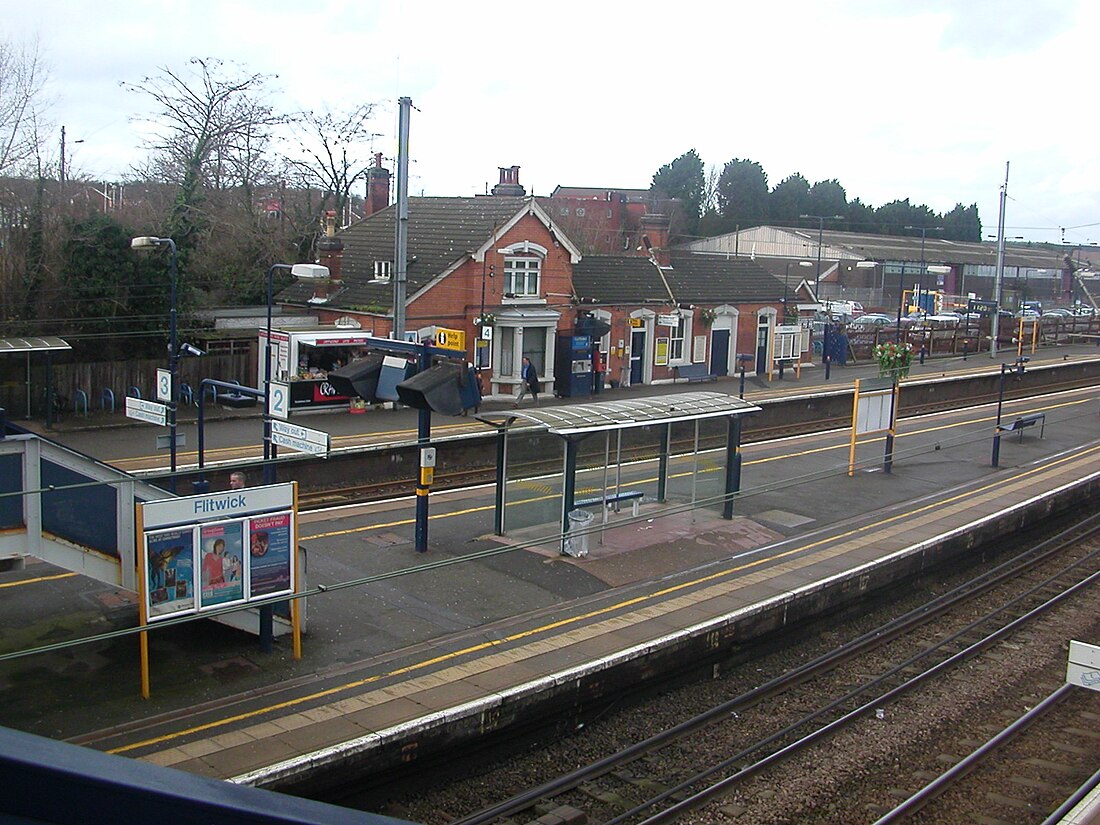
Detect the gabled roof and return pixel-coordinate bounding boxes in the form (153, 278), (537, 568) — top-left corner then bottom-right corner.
(280, 196), (582, 309)
(571, 251), (785, 306)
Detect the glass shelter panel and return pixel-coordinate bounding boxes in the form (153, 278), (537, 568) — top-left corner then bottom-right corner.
(503, 431), (566, 535)
(663, 419), (729, 515)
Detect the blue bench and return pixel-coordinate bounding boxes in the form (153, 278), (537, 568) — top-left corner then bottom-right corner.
(575, 489), (644, 516)
(1000, 412), (1045, 441)
(675, 363), (717, 383)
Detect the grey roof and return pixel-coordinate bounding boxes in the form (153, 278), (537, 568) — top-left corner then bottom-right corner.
(783, 227), (1071, 270)
(572, 251), (787, 305)
(279, 197), (528, 309)
(477, 391), (760, 436)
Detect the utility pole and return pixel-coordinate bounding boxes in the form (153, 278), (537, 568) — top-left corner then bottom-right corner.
(393, 97), (411, 340)
(991, 162), (1009, 359)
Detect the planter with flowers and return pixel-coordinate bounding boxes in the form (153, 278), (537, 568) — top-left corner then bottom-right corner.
(474, 312), (496, 328)
(873, 341), (913, 379)
(698, 307), (717, 327)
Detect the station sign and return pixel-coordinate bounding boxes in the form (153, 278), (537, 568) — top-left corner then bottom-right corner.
(126, 396), (168, 426)
(658, 314), (680, 327)
(270, 419), (330, 455)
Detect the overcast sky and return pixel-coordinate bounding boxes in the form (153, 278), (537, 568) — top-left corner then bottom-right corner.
(9, 0), (1098, 246)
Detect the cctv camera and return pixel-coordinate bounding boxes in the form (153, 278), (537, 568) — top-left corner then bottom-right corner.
(179, 343), (205, 357)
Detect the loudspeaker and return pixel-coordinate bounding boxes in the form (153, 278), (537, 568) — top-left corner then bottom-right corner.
(396, 362), (466, 415)
(327, 356), (384, 401)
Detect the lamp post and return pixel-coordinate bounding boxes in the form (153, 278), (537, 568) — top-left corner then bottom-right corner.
(783, 260), (813, 321)
(894, 261), (908, 342)
(261, 263), (330, 485)
(992, 357), (1028, 467)
(904, 225), (943, 318)
(800, 215), (843, 376)
(131, 236), (179, 491)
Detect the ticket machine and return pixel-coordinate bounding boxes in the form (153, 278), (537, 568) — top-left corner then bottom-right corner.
(554, 333), (593, 398)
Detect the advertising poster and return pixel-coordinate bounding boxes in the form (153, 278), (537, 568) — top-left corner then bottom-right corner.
(145, 527), (196, 620)
(249, 512), (294, 598)
(199, 521), (245, 608)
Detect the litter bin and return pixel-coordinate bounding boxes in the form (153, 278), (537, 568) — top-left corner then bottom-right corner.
(563, 508), (594, 558)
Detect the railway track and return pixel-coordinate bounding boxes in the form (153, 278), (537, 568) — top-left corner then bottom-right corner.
(367, 512), (1100, 825)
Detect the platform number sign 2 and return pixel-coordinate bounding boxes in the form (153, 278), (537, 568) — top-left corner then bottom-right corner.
(269, 382), (289, 420)
(156, 368), (172, 402)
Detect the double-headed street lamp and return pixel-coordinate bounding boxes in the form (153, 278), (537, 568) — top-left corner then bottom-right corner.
(799, 214), (844, 298)
(130, 236), (180, 490)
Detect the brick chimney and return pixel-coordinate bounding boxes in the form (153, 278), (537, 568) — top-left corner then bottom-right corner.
(639, 214), (671, 265)
(491, 166), (525, 196)
(314, 210), (344, 301)
(365, 153), (390, 217)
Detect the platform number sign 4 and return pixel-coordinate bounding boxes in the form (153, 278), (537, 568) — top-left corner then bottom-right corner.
(269, 382), (289, 420)
(156, 368), (172, 402)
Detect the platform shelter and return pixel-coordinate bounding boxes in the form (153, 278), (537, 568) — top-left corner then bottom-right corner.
(477, 391), (760, 552)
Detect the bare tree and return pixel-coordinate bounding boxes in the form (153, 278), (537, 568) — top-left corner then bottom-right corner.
(280, 103), (380, 229)
(0, 35), (51, 177)
(122, 57), (284, 248)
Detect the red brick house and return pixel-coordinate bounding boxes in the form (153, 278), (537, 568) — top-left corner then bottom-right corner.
(277, 167), (788, 400)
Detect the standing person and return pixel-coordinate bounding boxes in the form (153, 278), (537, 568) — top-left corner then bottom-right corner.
(515, 356), (541, 407)
(229, 471), (247, 490)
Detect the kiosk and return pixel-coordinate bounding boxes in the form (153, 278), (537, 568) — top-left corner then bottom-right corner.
(257, 325), (386, 411)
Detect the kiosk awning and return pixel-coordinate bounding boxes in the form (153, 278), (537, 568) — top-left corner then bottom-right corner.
(477, 391), (760, 437)
(0, 336), (71, 354)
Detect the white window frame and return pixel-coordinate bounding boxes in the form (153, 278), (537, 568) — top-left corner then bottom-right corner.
(504, 256), (541, 298)
(669, 312), (692, 363)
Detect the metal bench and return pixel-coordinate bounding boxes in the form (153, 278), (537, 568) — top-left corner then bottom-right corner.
(575, 489), (644, 516)
(675, 363), (717, 383)
(1000, 412), (1045, 441)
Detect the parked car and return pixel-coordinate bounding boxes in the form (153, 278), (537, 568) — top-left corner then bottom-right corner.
(849, 313), (893, 328)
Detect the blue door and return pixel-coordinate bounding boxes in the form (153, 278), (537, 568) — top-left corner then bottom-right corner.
(710, 330), (730, 376)
(630, 329), (645, 385)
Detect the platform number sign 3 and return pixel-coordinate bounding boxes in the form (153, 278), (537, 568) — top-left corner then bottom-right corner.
(156, 368), (172, 402)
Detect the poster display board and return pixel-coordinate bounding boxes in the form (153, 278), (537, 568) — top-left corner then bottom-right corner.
(136, 482), (299, 697)
(138, 484), (296, 623)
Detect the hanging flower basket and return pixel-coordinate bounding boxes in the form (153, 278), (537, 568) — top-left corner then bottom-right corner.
(699, 307), (717, 327)
(474, 312), (496, 327)
(873, 341), (913, 379)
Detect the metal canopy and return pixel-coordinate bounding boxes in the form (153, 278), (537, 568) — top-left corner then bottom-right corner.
(477, 391), (761, 437)
(0, 336), (71, 354)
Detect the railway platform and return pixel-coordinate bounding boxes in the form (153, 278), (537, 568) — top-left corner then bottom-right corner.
(2, 344), (1100, 811)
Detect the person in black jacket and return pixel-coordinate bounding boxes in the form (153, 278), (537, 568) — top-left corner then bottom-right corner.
(515, 356), (541, 406)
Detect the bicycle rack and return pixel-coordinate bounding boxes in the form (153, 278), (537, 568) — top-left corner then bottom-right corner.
(73, 390), (88, 417)
(128, 386), (142, 399)
(100, 388), (115, 413)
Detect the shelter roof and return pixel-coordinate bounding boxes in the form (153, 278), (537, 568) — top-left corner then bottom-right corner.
(0, 336), (71, 354)
(477, 391), (760, 437)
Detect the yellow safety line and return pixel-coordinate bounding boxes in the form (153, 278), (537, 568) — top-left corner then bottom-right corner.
(0, 572), (76, 589)
(108, 443), (1100, 754)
